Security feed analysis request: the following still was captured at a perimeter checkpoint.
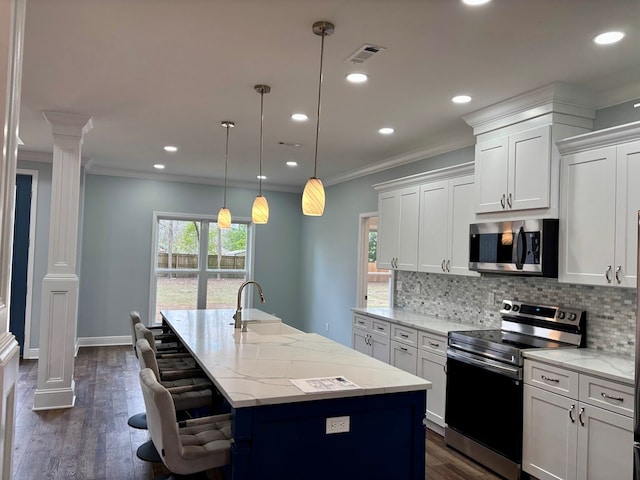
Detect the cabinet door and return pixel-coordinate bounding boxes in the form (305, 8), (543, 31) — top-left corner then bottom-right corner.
(576, 405), (633, 480)
(523, 385), (578, 480)
(370, 332), (390, 364)
(614, 140), (640, 287)
(396, 186), (420, 270)
(508, 125), (551, 211)
(377, 191), (400, 269)
(448, 175), (478, 276)
(475, 137), (509, 213)
(352, 328), (370, 356)
(417, 180), (449, 273)
(390, 340), (417, 375)
(417, 350), (446, 428)
(559, 147), (617, 286)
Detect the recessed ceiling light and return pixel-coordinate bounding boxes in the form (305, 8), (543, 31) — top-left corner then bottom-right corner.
(346, 73), (368, 83)
(291, 113), (308, 121)
(257, 175), (267, 180)
(163, 145), (178, 153)
(593, 31), (625, 45)
(378, 127), (395, 135)
(452, 95), (472, 104)
(462, 0), (491, 5)
(634, 102), (640, 108)
(286, 161), (298, 167)
(153, 164), (165, 170)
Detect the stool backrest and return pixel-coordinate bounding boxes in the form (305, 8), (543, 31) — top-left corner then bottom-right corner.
(135, 338), (161, 379)
(130, 311), (142, 347)
(135, 322), (158, 353)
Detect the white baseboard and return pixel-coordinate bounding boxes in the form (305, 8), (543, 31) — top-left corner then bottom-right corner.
(23, 336), (132, 359)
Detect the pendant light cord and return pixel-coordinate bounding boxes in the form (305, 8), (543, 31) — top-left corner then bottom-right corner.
(313, 29), (326, 179)
(223, 122), (230, 207)
(259, 89), (264, 196)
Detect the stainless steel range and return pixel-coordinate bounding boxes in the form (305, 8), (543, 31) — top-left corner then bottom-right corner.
(445, 299), (586, 480)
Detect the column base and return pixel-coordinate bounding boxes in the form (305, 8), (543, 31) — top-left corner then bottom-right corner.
(33, 382), (76, 410)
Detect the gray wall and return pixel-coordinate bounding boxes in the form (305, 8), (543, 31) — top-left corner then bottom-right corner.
(594, 98), (640, 130)
(77, 174), (302, 339)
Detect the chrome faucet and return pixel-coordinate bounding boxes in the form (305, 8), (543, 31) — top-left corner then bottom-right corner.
(233, 280), (266, 329)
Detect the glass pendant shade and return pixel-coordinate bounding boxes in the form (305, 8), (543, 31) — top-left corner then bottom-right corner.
(302, 177), (325, 216)
(217, 207), (231, 229)
(252, 195), (269, 224)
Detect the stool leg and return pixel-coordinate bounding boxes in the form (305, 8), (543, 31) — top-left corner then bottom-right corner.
(136, 440), (161, 462)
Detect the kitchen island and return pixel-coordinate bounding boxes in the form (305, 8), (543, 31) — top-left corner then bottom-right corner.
(161, 309), (431, 480)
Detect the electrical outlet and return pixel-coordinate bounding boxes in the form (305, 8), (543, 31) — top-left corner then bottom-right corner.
(325, 322), (329, 332)
(326, 416), (350, 434)
(396, 281), (403, 291)
(487, 292), (495, 305)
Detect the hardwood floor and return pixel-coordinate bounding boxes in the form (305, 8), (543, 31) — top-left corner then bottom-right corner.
(13, 346), (502, 480)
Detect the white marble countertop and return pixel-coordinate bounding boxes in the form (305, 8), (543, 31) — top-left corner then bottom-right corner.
(162, 309), (431, 409)
(352, 307), (480, 336)
(523, 348), (634, 385)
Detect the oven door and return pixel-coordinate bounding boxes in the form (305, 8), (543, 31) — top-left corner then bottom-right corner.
(445, 351), (523, 462)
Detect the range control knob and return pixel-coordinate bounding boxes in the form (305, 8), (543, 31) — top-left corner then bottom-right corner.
(503, 303), (511, 311)
(558, 311), (566, 319)
(568, 313), (577, 321)
(511, 304), (520, 312)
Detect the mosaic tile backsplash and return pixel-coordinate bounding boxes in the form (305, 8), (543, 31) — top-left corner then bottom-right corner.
(395, 271), (637, 357)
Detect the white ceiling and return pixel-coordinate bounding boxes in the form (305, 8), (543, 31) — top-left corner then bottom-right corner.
(18, 0), (640, 192)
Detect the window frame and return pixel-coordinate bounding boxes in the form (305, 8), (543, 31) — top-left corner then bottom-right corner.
(149, 211), (255, 324)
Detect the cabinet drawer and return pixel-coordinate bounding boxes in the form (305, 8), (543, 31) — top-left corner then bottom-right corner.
(370, 319), (390, 338)
(524, 360), (578, 397)
(353, 315), (370, 331)
(390, 340), (417, 375)
(579, 374), (634, 418)
(391, 325), (417, 347)
(418, 331), (446, 355)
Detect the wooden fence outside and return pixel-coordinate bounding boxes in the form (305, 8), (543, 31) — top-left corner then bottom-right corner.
(368, 262), (390, 282)
(158, 253), (246, 270)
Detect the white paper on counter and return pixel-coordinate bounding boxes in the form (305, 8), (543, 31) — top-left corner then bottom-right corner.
(290, 376), (361, 393)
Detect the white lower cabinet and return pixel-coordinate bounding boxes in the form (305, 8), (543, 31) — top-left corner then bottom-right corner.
(390, 339), (417, 375)
(418, 349), (446, 427)
(352, 314), (391, 364)
(523, 360), (633, 480)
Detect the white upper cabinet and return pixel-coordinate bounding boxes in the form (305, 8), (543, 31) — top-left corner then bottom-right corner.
(376, 186), (419, 271)
(375, 163), (475, 275)
(418, 174), (478, 276)
(558, 122), (640, 287)
(475, 125), (551, 214)
(464, 82), (595, 221)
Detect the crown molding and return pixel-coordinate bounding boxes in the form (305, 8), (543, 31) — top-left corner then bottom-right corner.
(557, 120), (640, 155)
(324, 137), (474, 187)
(373, 161), (474, 191)
(85, 165), (302, 194)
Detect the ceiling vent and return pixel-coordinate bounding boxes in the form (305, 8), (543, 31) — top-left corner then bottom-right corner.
(345, 44), (386, 64)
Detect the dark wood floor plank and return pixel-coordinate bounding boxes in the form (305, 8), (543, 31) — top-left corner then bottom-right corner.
(14, 346), (506, 480)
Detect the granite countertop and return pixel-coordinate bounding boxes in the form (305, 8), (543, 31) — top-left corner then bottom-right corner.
(523, 348), (634, 385)
(162, 308), (431, 409)
(352, 307), (480, 336)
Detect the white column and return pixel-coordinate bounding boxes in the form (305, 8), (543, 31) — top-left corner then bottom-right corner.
(33, 112), (93, 411)
(0, 0), (25, 476)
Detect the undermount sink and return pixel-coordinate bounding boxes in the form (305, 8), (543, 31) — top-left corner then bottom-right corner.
(246, 322), (302, 335)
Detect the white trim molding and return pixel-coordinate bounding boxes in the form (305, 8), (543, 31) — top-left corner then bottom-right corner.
(557, 120), (640, 155)
(373, 162), (474, 192)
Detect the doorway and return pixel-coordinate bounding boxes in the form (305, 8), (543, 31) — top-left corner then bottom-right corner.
(357, 213), (392, 308)
(10, 170), (37, 357)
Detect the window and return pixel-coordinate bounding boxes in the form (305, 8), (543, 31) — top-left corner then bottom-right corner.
(357, 214), (392, 308)
(150, 213), (253, 322)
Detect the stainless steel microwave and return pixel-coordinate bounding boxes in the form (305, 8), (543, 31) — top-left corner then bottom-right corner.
(468, 219), (559, 277)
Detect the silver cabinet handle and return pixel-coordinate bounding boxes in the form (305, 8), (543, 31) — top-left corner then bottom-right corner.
(400, 333), (409, 338)
(400, 346), (408, 352)
(441, 260), (446, 272)
(507, 192), (512, 208)
(541, 375), (560, 383)
(615, 265), (622, 284)
(605, 265), (612, 283)
(445, 260), (450, 272)
(376, 326), (384, 331)
(443, 363), (447, 374)
(428, 341), (440, 348)
(500, 194), (506, 209)
(578, 407), (585, 426)
(601, 392), (624, 402)
(569, 404), (575, 423)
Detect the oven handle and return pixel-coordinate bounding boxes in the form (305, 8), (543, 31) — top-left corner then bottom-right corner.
(447, 348), (522, 380)
(513, 225), (526, 270)
(448, 340), (517, 366)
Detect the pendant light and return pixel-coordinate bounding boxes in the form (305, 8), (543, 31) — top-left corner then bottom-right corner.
(302, 20), (334, 216)
(217, 120), (235, 229)
(252, 84), (270, 224)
